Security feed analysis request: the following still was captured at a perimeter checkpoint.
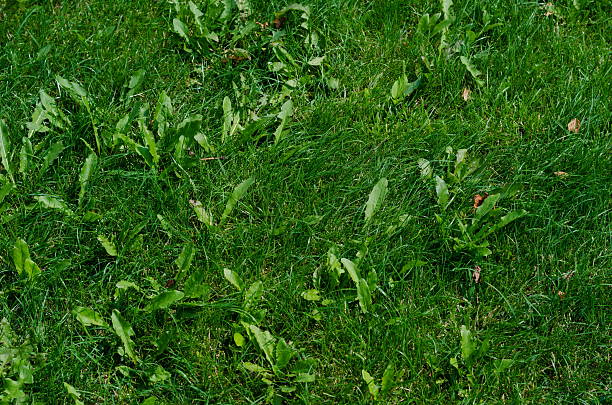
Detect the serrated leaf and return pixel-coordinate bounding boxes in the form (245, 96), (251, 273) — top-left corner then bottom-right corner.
(301, 289), (320, 301)
(73, 306), (106, 327)
(174, 243), (195, 281)
(0, 119), (14, 183)
(362, 369), (379, 398)
(341, 258), (359, 284)
(249, 325), (276, 367)
(78, 153), (97, 206)
(243, 280), (263, 310)
(145, 290), (185, 311)
(63, 382), (84, 405)
(435, 176), (449, 209)
(220, 177), (254, 224)
(223, 268), (244, 291)
(365, 177), (388, 222)
(149, 365), (171, 383)
(97, 235), (117, 256)
(111, 309), (139, 363)
(184, 270), (209, 299)
(357, 278), (372, 313)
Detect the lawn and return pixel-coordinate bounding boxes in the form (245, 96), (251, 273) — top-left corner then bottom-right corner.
(0, 0), (610, 403)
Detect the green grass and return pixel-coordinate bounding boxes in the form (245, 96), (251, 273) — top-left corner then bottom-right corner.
(1, 0), (610, 403)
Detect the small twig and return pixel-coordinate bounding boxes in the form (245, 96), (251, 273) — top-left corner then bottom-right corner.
(200, 156), (227, 161)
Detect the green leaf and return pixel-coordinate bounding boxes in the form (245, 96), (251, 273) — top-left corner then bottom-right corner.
(148, 365), (171, 383)
(223, 268), (244, 291)
(145, 290), (185, 311)
(307, 56), (325, 66)
(341, 258), (360, 284)
(274, 99), (294, 144)
(381, 362), (395, 393)
(275, 338), (295, 370)
(417, 158), (432, 179)
(189, 199), (214, 227)
(357, 278), (372, 313)
(174, 243), (195, 281)
(78, 153), (97, 206)
(301, 289), (320, 301)
(111, 309), (139, 363)
(473, 193), (501, 224)
(460, 325), (475, 362)
(362, 369), (379, 398)
(0, 119), (14, 183)
(484, 209), (527, 237)
(97, 235), (118, 256)
(19, 137), (33, 174)
(326, 246), (344, 287)
(365, 177), (388, 222)
(249, 325), (276, 367)
(494, 359), (514, 374)
(220, 177), (255, 224)
(434, 176), (449, 209)
(184, 270), (210, 299)
(243, 280), (264, 310)
(12, 238), (41, 279)
(126, 69), (146, 99)
(222, 96), (233, 144)
(295, 373), (315, 383)
(0, 181), (14, 204)
(63, 382), (84, 405)
(172, 18), (189, 41)
(242, 362), (270, 374)
(73, 306), (106, 327)
(460, 56), (484, 86)
(234, 332), (245, 347)
(40, 141), (65, 175)
(34, 195), (73, 216)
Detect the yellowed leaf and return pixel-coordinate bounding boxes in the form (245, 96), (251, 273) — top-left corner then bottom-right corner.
(554, 171), (568, 177)
(462, 88), (471, 101)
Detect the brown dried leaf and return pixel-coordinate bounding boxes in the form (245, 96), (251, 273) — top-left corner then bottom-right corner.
(473, 192), (489, 209)
(554, 171), (568, 177)
(544, 2), (555, 16)
(557, 290), (565, 299)
(567, 118), (580, 133)
(462, 88), (471, 101)
(473, 266), (481, 283)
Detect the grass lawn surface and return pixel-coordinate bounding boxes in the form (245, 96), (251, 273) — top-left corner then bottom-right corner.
(0, 0), (610, 403)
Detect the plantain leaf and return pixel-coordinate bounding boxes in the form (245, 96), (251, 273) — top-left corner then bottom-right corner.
(78, 153), (97, 206)
(0, 119), (14, 183)
(145, 290), (185, 311)
(111, 309), (139, 363)
(435, 176), (449, 210)
(220, 177), (254, 224)
(73, 306), (106, 327)
(97, 235), (118, 256)
(249, 325), (276, 367)
(174, 243), (195, 281)
(362, 369), (379, 398)
(35, 195), (73, 216)
(341, 258), (360, 284)
(223, 268), (244, 291)
(356, 278), (372, 313)
(365, 178), (388, 222)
